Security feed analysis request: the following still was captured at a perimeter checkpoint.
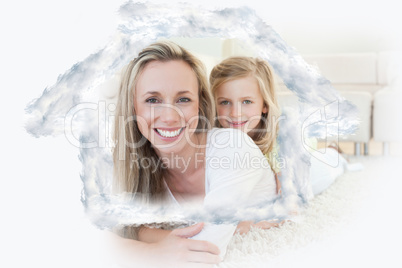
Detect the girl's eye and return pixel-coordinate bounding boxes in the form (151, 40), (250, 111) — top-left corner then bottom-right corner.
(178, 97), (191, 103)
(145, 98), (160, 104)
(220, 100), (230, 105)
(243, 100), (252, 104)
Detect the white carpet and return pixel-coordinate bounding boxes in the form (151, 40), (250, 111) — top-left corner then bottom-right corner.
(218, 156), (402, 268)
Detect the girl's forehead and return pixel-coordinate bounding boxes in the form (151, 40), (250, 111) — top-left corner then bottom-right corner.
(217, 76), (260, 92)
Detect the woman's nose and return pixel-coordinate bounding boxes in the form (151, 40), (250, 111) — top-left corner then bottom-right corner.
(156, 104), (182, 124)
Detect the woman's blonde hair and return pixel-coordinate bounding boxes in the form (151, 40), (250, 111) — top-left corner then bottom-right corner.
(209, 56), (280, 156)
(113, 40), (214, 203)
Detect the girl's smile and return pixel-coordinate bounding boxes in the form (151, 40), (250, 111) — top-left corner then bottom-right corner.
(216, 75), (267, 134)
(228, 120), (248, 127)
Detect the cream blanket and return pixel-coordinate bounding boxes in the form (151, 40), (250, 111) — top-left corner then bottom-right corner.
(218, 156), (402, 268)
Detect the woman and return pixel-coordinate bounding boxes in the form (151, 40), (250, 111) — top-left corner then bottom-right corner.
(111, 41), (278, 267)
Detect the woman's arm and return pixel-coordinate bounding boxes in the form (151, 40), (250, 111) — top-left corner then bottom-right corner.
(137, 226), (171, 243)
(109, 223), (221, 268)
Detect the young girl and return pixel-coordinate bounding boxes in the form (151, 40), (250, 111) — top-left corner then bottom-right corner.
(111, 42), (278, 267)
(209, 56), (357, 202)
(210, 57), (282, 191)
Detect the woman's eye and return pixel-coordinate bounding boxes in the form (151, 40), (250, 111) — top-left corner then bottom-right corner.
(243, 100), (252, 104)
(178, 97), (191, 103)
(145, 98), (159, 104)
(220, 100), (230, 105)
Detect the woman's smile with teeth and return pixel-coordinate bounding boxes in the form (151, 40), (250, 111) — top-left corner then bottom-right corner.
(155, 128), (184, 138)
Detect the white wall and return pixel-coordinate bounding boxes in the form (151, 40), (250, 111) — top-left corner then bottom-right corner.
(177, 0), (402, 54)
(236, 0), (401, 54)
(167, 0), (402, 56)
(268, 15), (401, 54)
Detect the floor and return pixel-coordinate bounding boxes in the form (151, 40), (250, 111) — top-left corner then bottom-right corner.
(318, 139), (402, 157)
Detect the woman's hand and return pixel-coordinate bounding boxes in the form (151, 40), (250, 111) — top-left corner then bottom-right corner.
(111, 222), (221, 268)
(148, 222), (221, 267)
(235, 220), (282, 235)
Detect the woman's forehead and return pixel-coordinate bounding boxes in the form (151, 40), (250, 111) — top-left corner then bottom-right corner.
(136, 60), (198, 96)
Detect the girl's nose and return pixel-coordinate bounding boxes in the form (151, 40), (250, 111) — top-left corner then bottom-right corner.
(230, 102), (242, 118)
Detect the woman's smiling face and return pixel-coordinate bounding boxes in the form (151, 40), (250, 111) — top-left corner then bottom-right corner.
(134, 60), (200, 155)
(215, 75), (267, 134)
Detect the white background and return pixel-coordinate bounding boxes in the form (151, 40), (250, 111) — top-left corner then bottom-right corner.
(1, 0), (400, 267)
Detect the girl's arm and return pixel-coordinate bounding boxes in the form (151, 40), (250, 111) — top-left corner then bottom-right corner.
(234, 172), (282, 235)
(275, 172), (282, 194)
(205, 129), (277, 210)
(235, 220), (282, 234)
(205, 129), (280, 235)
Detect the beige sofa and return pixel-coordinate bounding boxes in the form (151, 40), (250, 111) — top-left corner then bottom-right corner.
(277, 51), (402, 155)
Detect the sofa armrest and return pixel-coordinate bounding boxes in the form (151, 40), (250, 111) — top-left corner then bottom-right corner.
(373, 86), (402, 142)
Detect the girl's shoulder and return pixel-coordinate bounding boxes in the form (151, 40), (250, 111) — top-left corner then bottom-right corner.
(207, 127), (254, 144)
(206, 127), (261, 155)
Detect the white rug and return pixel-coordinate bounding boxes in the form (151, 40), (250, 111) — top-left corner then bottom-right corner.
(218, 156), (402, 268)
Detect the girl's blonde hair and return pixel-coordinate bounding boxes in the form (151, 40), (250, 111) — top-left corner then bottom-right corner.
(113, 40), (214, 203)
(209, 56), (280, 156)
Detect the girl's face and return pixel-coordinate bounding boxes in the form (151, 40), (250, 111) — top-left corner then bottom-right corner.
(215, 76), (267, 135)
(134, 60), (200, 155)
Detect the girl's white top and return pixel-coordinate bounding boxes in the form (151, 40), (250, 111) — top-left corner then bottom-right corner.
(165, 127), (278, 259)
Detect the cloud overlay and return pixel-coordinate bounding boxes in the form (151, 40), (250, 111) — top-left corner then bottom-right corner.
(24, 1), (358, 229)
